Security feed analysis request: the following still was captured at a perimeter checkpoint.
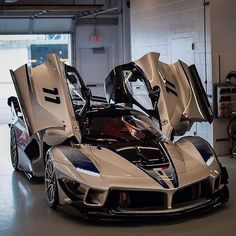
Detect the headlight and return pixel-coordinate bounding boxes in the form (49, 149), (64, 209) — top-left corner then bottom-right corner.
(189, 136), (218, 166)
(72, 154), (100, 177)
(76, 167), (100, 176)
(195, 142), (216, 166)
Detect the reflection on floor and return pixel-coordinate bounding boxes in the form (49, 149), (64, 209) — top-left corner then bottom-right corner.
(0, 124), (235, 236)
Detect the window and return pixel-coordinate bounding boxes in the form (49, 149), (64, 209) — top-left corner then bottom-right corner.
(0, 34), (71, 123)
(85, 110), (164, 143)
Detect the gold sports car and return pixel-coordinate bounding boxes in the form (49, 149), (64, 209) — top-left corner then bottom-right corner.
(8, 52), (229, 219)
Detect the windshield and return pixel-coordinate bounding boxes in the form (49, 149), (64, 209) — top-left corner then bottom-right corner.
(84, 111), (165, 142)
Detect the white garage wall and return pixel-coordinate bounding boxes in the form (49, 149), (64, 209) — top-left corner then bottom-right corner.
(130, 0), (213, 144)
(75, 25), (122, 72)
(74, 24), (122, 97)
(75, 21), (130, 96)
(74, 0), (131, 97)
(211, 0), (236, 155)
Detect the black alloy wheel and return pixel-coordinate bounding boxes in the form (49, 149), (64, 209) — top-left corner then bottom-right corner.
(10, 128), (19, 170)
(45, 158), (59, 209)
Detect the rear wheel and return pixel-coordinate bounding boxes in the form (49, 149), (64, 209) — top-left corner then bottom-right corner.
(45, 159), (59, 209)
(10, 128), (19, 170)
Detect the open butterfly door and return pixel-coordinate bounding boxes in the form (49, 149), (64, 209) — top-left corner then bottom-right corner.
(105, 52), (213, 139)
(11, 54), (81, 145)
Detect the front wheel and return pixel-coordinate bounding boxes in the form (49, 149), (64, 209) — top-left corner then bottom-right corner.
(10, 127), (19, 171)
(45, 159), (59, 209)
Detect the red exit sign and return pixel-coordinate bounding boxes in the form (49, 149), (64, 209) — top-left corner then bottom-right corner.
(91, 34), (102, 43)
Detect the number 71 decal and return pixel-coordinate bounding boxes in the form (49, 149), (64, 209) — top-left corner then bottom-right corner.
(158, 70), (178, 97)
(165, 80), (178, 97)
(43, 88), (61, 104)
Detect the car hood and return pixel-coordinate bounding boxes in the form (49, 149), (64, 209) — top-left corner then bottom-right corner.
(51, 144), (210, 190)
(90, 140), (210, 189)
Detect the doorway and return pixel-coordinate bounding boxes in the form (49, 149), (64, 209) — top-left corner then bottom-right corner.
(78, 47), (111, 97)
(171, 36), (194, 64)
(171, 35), (197, 137)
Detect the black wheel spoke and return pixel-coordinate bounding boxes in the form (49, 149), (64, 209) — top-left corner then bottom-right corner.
(46, 167), (52, 179)
(45, 159), (58, 208)
(10, 129), (18, 170)
(45, 178), (51, 183)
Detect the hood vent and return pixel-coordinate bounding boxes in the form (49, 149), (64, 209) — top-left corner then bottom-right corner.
(116, 145), (170, 169)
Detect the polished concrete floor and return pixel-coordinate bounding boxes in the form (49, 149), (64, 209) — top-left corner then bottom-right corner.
(0, 124), (236, 236)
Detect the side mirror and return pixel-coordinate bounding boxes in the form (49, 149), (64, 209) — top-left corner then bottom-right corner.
(226, 71), (236, 86)
(7, 96), (20, 112)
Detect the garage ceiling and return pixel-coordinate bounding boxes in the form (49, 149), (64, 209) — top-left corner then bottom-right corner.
(0, 0), (118, 34)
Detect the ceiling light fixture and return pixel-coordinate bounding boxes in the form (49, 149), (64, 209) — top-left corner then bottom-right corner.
(4, 0), (18, 3)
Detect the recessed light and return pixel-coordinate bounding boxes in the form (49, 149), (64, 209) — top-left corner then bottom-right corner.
(4, 0), (18, 3)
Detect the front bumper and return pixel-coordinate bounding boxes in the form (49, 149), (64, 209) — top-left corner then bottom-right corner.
(70, 185), (229, 220)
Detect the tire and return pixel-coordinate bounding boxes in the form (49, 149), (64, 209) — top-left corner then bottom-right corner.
(44, 158), (59, 209)
(10, 127), (19, 171)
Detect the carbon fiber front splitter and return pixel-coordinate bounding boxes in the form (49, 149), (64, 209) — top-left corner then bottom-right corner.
(71, 185), (229, 221)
